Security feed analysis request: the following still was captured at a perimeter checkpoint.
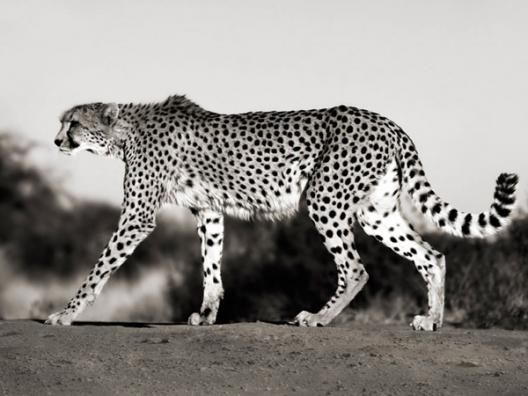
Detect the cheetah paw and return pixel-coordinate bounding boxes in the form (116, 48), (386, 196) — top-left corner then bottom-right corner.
(45, 310), (75, 326)
(292, 311), (328, 327)
(188, 311), (216, 326)
(410, 315), (440, 331)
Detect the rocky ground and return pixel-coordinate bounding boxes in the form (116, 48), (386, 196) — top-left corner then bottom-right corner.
(0, 320), (527, 395)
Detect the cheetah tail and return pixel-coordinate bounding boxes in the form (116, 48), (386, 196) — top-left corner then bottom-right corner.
(398, 134), (519, 237)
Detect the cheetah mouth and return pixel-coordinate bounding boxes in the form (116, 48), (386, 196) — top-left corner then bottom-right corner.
(59, 147), (74, 155)
(58, 137), (81, 154)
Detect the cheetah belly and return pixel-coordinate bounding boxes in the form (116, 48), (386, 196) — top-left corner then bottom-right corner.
(166, 175), (307, 220)
(223, 180), (306, 221)
(164, 177), (215, 209)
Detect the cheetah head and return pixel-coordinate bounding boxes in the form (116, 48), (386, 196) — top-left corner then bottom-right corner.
(54, 103), (127, 157)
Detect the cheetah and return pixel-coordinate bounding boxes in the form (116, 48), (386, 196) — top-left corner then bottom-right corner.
(47, 95), (518, 330)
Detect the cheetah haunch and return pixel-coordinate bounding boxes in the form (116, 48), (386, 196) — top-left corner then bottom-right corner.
(47, 96), (518, 330)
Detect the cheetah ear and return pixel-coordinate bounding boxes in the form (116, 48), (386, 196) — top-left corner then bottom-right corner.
(102, 103), (119, 126)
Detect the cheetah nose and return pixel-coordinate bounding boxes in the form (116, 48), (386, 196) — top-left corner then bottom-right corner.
(54, 138), (62, 147)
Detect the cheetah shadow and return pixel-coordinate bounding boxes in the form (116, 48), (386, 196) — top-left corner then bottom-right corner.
(32, 319), (293, 328)
(32, 319), (162, 328)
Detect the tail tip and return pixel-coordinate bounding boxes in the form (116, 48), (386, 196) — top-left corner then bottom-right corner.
(497, 172), (519, 187)
(494, 172), (518, 212)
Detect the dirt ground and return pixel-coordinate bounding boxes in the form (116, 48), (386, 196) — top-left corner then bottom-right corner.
(0, 320), (527, 395)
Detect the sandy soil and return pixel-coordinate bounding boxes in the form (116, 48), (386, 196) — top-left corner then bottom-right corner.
(0, 320), (527, 395)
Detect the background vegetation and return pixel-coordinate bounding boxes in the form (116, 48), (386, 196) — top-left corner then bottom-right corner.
(0, 133), (526, 329)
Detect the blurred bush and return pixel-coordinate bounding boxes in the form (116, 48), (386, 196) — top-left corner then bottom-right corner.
(0, 133), (527, 328)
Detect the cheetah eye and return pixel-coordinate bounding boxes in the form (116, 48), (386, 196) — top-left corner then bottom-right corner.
(69, 121), (80, 128)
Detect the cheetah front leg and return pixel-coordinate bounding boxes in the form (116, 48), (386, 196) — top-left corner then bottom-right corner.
(45, 212), (155, 325)
(188, 209), (224, 326)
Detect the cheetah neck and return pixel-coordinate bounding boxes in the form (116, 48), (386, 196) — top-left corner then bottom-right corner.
(115, 97), (212, 163)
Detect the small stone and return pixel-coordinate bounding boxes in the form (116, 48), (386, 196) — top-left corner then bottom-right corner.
(141, 337), (169, 344)
(458, 360), (480, 367)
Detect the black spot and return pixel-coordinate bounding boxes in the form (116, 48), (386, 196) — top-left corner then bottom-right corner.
(419, 192), (431, 203)
(489, 215), (501, 228)
(461, 213), (472, 235)
(493, 204), (511, 218)
(330, 246), (343, 255)
(495, 192), (515, 205)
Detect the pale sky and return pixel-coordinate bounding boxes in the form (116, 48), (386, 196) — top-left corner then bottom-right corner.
(1, 0), (527, 214)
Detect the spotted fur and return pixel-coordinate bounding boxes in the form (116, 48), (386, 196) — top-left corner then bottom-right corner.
(46, 95), (518, 330)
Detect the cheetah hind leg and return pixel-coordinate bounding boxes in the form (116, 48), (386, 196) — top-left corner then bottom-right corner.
(292, 206), (368, 327)
(358, 206), (445, 331)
